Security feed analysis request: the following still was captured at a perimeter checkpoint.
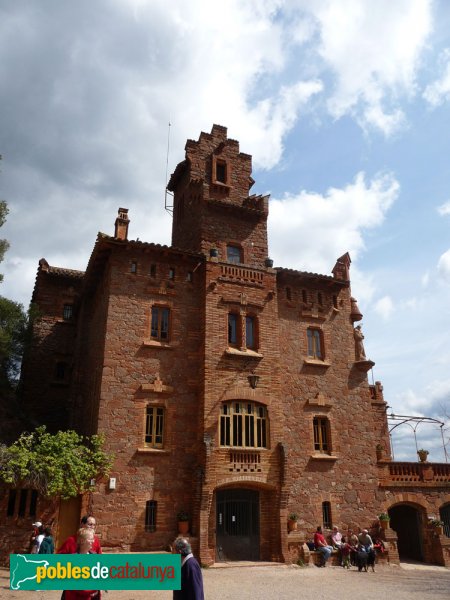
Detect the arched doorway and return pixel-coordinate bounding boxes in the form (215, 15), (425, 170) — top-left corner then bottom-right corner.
(388, 504), (424, 561)
(216, 488), (260, 561)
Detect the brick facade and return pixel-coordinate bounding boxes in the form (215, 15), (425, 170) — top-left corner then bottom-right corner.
(2, 125), (449, 567)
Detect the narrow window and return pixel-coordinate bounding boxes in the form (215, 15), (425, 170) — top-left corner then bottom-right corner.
(286, 287), (292, 301)
(169, 268), (175, 280)
(307, 328), (323, 359)
(246, 316), (256, 350)
(151, 307), (170, 341)
(332, 295), (338, 309)
(228, 313), (239, 346)
(7, 489), (17, 517)
(314, 417), (331, 453)
(145, 406), (165, 448)
(322, 501), (332, 530)
(145, 500), (157, 532)
(318, 292), (323, 306)
(29, 490), (38, 517)
(18, 489), (28, 517)
(226, 245), (242, 264)
(63, 304), (73, 320)
(216, 160), (227, 184)
(302, 290), (307, 303)
(55, 362), (67, 380)
(187, 271), (193, 282)
(131, 261), (137, 274)
(150, 264), (156, 278)
(220, 404), (231, 446)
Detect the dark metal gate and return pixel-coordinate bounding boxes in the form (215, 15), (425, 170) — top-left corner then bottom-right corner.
(216, 489), (260, 561)
(440, 504), (450, 537)
(389, 505), (424, 561)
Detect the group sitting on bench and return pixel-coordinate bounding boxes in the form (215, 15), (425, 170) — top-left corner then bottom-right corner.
(312, 525), (384, 569)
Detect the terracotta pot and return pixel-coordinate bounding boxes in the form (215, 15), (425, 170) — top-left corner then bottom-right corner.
(434, 526), (443, 536)
(380, 520), (389, 530)
(178, 521), (189, 535)
(287, 519), (298, 532)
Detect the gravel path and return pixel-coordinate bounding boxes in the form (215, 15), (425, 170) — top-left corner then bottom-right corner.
(2, 562), (449, 600)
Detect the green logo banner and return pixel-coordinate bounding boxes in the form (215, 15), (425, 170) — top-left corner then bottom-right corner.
(10, 553), (181, 591)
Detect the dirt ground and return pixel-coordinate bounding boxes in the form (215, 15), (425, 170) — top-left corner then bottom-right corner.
(2, 561), (449, 600)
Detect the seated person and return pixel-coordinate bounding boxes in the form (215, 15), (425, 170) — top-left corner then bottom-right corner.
(314, 526), (333, 567)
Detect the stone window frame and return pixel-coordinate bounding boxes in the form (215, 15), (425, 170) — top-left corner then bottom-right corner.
(219, 400), (269, 449)
(227, 310), (259, 353)
(322, 501), (332, 529)
(63, 304), (73, 321)
(226, 244), (243, 264)
(313, 416), (332, 454)
(307, 327), (324, 360)
(7, 488), (38, 518)
(212, 154), (231, 186)
(144, 405), (165, 449)
(145, 500), (157, 532)
(150, 304), (171, 343)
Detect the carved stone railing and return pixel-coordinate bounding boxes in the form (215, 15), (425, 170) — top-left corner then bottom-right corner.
(219, 265), (264, 285)
(228, 450), (262, 473)
(378, 461), (450, 486)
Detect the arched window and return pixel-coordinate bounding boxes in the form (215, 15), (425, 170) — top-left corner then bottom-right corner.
(220, 402), (268, 448)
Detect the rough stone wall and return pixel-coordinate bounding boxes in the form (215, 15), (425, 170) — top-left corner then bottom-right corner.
(20, 267), (83, 432)
(87, 244), (205, 552)
(276, 274), (386, 533)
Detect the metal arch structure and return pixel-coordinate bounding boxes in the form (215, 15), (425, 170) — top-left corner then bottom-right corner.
(387, 413), (448, 463)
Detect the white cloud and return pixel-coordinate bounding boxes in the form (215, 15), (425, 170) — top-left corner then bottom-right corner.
(310, 0), (432, 134)
(374, 295), (394, 320)
(437, 248), (450, 282)
(437, 200), (450, 216)
(269, 171), (399, 273)
(423, 49), (450, 107)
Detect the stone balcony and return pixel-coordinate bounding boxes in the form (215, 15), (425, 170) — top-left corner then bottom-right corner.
(378, 460), (450, 487)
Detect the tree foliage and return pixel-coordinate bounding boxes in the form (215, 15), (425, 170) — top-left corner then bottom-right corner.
(0, 200), (10, 282)
(0, 426), (113, 499)
(0, 296), (30, 391)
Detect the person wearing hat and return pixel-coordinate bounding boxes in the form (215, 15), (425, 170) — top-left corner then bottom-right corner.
(30, 522), (44, 553)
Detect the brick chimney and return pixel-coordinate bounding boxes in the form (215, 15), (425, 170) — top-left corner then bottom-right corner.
(114, 208), (129, 240)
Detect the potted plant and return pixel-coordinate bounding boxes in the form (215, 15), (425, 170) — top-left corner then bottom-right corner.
(429, 518), (444, 535)
(288, 513), (298, 532)
(378, 512), (390, 530)
(209, 248), (219, 258)
(177, 510), (190, 535)
(265, 257), (274, 268)
(417, 448), (429, 463)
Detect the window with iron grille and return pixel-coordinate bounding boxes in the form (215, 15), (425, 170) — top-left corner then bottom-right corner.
(145, 406), (165, 448)
(63, 304), (73, 320)
(307, 328), (324, 359)
(313, 417), (331, 453)
(145, 500), (157, 532)
(322, 501), (332, 529)
(220, 402), (268, 448)
(151, 307), (170, 341)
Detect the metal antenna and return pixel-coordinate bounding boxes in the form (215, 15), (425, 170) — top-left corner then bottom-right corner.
(165, 121), (173, 215)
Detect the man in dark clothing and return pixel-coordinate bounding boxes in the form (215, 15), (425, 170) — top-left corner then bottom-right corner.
(173, 538), (204, 600)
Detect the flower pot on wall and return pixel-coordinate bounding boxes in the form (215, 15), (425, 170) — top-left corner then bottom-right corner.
(287, 519), (298, 533)
(417, 449), (429, 463)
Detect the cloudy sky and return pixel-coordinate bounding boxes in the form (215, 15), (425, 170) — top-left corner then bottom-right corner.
(1, 0), (449, 460)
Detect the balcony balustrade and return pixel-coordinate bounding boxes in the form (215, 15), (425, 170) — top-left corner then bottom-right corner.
(378, 460), (450, 486)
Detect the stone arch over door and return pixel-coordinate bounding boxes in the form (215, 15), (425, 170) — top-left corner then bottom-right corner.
(388, 502), (426, 561)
